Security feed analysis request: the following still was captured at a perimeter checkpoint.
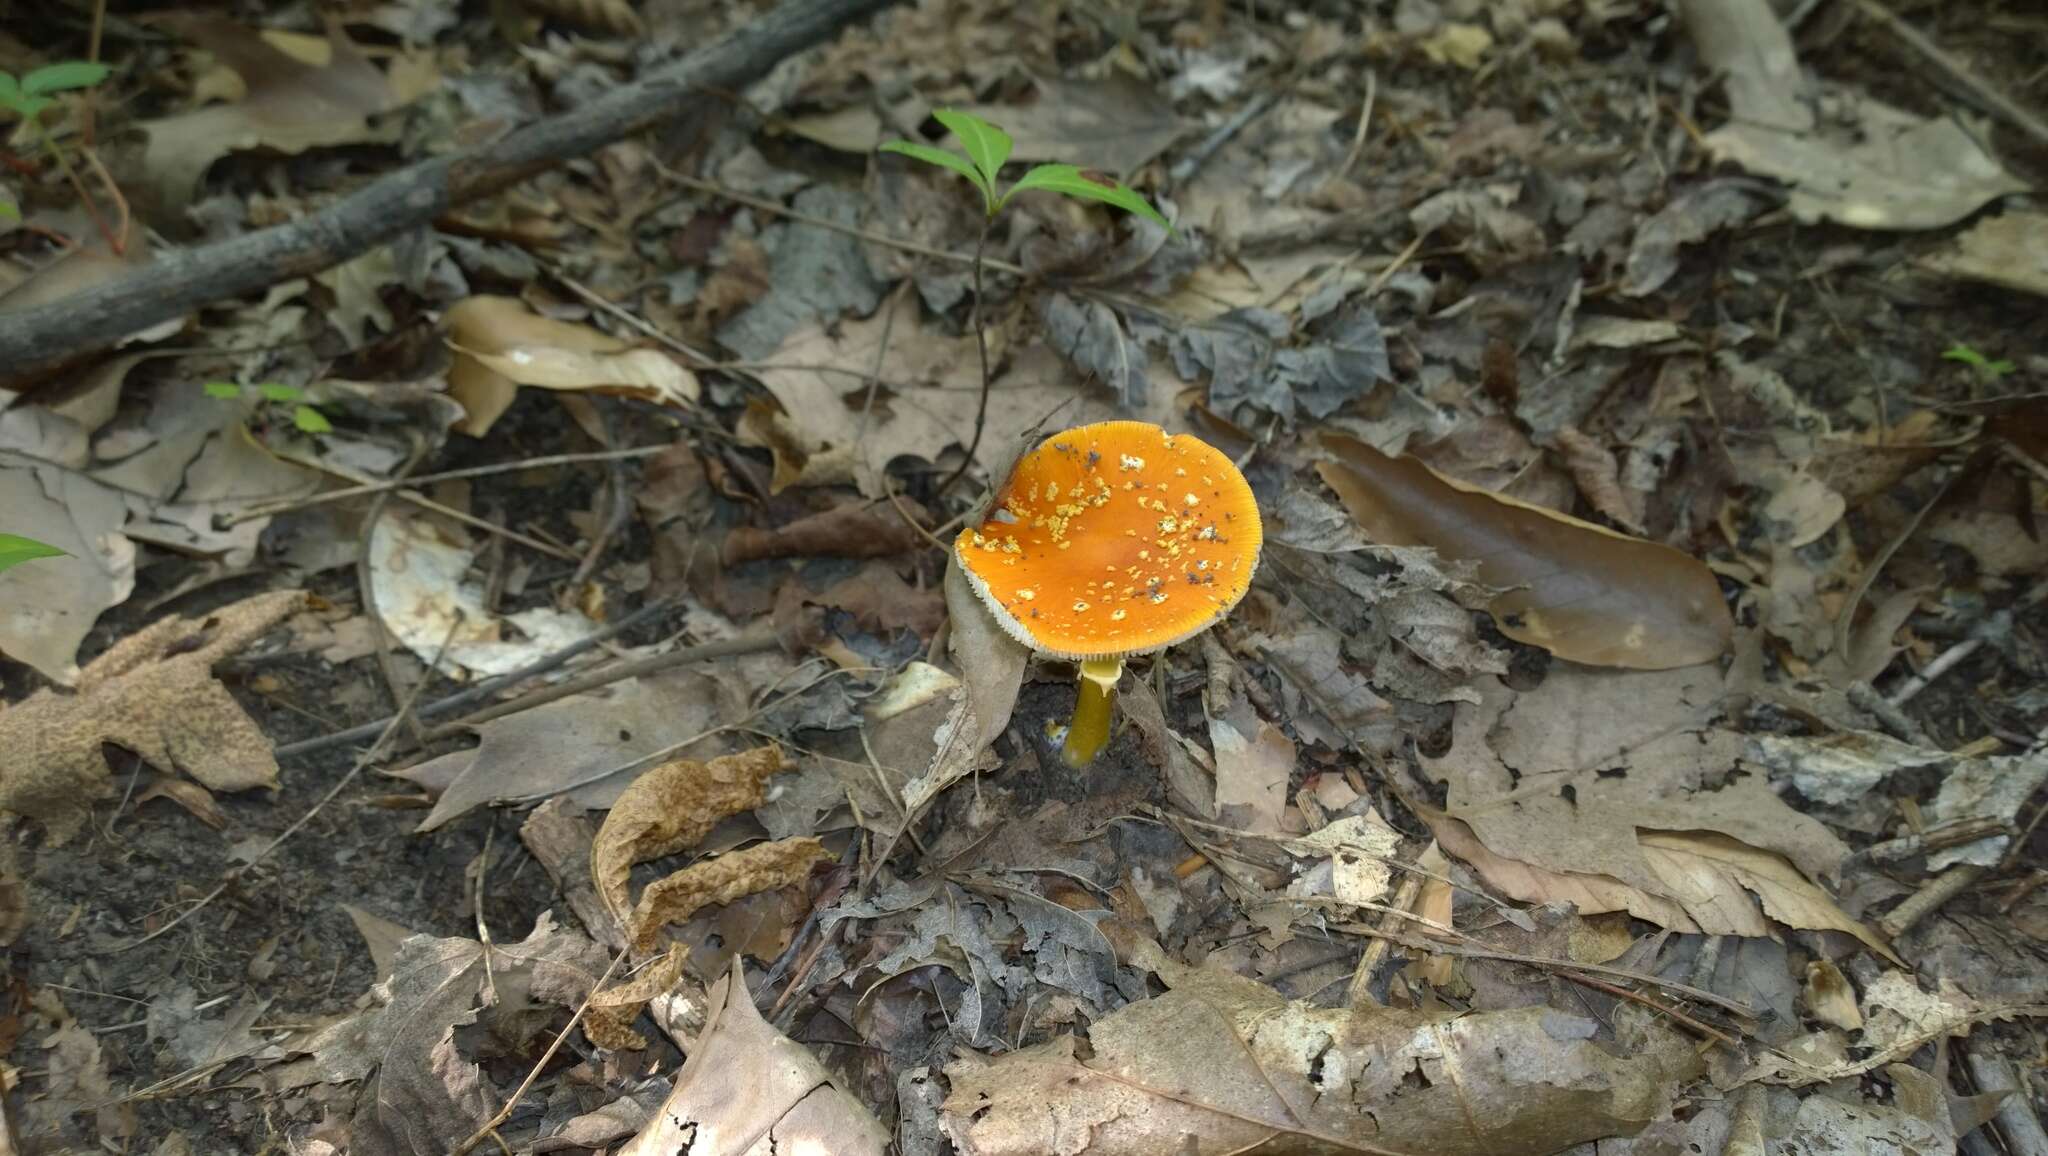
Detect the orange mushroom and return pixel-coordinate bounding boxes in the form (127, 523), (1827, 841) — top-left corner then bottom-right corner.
(954, 421), (1263, 767)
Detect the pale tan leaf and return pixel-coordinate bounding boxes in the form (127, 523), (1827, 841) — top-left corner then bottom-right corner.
(590, 746), (786, 929)
(621, 966), (887, 1156)
(1635, 830), (1900, 964)
(584, 944), (688, 1051)
(1422, 806), (1696, 931)
(897, 561), (1028, 820)
(442, 296), (699, 436)
(137, 18), (408, 211)
(941, 946), (1690, 1156)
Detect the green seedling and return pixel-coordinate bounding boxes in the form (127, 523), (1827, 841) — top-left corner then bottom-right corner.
(882, 109), (1169, 229)
(0, 60), (125, 251)
(0, 532), (67, 577)
(1942, 343), (2015, 382)
(880, 109), (1169, 491)
(205, 381), (333, 435)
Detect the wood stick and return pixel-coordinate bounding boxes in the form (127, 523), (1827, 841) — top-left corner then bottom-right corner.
(0, 0), (900, 380)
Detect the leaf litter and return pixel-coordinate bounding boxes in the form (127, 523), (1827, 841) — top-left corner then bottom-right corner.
(3, 0), (2047, 1153)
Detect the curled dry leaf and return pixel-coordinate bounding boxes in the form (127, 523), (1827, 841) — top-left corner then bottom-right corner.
(1316, 432), (1731, 669)
(584, 945), (688, 1051)
(621, 965), (887, 1156)
(896, 561), (1029, 821)
(942, 947), (1691, 1156)
(628, 837), (829, 952)
(443, 295), (699, 437)
(0, 590), (304, 844)
(592, 746), (786, 929)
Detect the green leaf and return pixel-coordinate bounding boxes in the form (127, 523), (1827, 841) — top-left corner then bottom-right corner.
(202, 381), (244, 399)
(0, 72), (19, 103)
(4, 94), (49, 121)
(292, 405), (333, 435)
(880, 140), (995, 213)
(22, 61), (111, 96)
(0, 532), (67, 577)
(1001, 164), (1171, 232)
(1942, 344), (1989, 368)
(257, 382), (305, 403)
(0, 200), (18, 223)
(931, 108), (1013, 190)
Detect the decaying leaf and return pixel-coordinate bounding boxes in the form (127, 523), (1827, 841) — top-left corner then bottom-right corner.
(898, 561), (1029, 820)
(402, 667), (757, 831)
(621, 965), (887, 1156)
(1420, 668), (1895, 959)
(941, 945), (1692, 1155)
(444, 295), (699, 437)
(0, 589), (303, 843)
(1317, 432), (1732, 669)
(0, 464), (136, 683)
(959, 75), (1188, 176)
(628, 837), (828, 952)
(1920, 210), (2048, 297)
(138, 18), (411, 212)
(749, 310), (1177, 498)
(291, 913), (609, 1156)
(1683, 0), (2024, 230)
(591, 746), (787, 929)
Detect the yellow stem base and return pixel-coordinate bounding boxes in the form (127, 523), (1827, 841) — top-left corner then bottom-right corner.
(1062, 657), (1124, 768)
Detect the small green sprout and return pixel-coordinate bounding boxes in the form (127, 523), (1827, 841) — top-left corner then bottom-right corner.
(882, 108), (1169, 230)
(1942, 344), (2015, 382)
(0, 532), (67, 577)
(205, 381), (332, 436)
(0, 61), (112, 125)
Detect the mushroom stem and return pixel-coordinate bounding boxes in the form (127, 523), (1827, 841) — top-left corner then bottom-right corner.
(1062, 657), (1124, 767)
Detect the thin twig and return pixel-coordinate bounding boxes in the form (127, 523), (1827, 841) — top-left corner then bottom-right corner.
(1854, 0), (2048, 149)
(935, 216), (993, 497)
(1877, 863), (1989, 940)
(225, 447), (665, 525)
(113, 621), (461, 953)
(653, 166), (1029, 278)
(1169, 89), (1282, 184)
(413, 628), (781, 746)
(269, 439), (580, 561)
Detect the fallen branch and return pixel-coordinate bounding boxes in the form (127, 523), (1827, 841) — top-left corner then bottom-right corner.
(0, 0), (899, 380)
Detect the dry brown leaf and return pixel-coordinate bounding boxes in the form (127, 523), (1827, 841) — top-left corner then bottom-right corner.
(403, 668), (755, 831)
(941, 943), (1691, 1156)
(1422, 805), (1694, 930)
(1636, 830), (1899, 964)
(1420, 669), (1884, 954)
(290, 913), (609, 1152)
(0, 590), (304, 844)
(1921, 210), (2048, 297)
(585, 945), (688, 1051)
(592, 746), (786, 929)
(1803, 959), (1862, 1031)
(0, 463), (135, 683)
(621, 965), (887, 1156)
(628, 837), (829, 952)
(1551, 425), (1645, 533)
(443, 296), (699, 436)
(721, 500), (926, 565)
(896, 562), (1029, 822)
(750, 312), (1178, 498)
(138, 18), (410, 212)
(1317, 432), (1732, 669)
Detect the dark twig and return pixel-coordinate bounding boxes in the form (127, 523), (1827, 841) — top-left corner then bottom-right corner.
(0, 0), (903, 380)
(936, 217), (993, 497)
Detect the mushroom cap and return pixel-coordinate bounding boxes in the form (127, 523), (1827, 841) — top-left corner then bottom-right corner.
(954, 421), (1262, 660)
